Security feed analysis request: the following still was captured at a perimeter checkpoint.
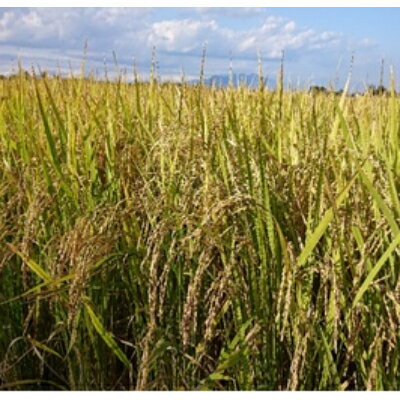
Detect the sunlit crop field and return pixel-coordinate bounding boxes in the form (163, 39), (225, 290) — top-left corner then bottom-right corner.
(0, 68), (399, 390)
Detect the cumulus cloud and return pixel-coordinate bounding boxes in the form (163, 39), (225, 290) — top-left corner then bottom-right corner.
(148, 14), (344, 61)
(148, 19), (230, 55)
(0, 7), (378, 82)
(0, 8), (151, 51)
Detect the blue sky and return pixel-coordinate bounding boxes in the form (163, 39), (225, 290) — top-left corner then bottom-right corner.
(0, 7), (399, 88)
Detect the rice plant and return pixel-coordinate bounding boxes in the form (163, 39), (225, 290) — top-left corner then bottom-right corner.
(0, 63), (399, 390)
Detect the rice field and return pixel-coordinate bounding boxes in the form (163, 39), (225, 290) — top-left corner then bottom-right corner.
(0, 65), (400, 390)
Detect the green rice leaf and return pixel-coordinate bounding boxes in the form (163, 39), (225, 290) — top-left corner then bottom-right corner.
(352, 232), (400, 308)
(84, 302), (131, 370)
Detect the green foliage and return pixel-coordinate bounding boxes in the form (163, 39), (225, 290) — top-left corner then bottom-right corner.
(0, 66), (400, 390)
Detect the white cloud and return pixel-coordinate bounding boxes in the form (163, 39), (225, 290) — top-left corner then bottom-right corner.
(149, 19), (219, 53)
(0, 7), (379, 82)
(147, 14), (344, 61)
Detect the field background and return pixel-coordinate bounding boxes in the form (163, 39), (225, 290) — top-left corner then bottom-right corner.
(0, 67), (400, 390)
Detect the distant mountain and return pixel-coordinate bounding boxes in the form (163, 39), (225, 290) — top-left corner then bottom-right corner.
(193, 73), (276, 88)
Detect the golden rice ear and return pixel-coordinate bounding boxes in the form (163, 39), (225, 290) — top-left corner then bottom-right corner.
(1, 57), (399, 390)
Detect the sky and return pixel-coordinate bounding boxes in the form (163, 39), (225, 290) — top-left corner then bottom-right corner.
(0, 7), (399, 89)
